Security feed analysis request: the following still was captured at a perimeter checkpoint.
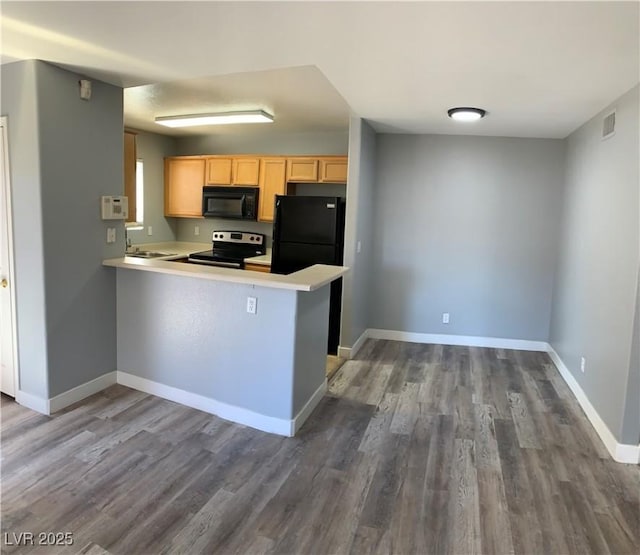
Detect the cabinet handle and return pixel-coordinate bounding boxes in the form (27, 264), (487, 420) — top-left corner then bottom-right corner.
(1, 279), (8, 288)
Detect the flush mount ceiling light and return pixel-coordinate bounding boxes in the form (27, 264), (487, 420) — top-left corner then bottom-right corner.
(155, 110), (274, 128)
(447, 107), (486, 122)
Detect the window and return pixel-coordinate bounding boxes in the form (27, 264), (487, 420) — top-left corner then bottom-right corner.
(135, 159), (144, 224)
(124, 130), (144, 229)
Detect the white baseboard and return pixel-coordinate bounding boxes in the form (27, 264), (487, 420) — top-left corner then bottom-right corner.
(13, 370), (326, 438)
(367, 328), (548, 352)
(338, 329), (370, 359)
(49, 372), (117, 413)
(117, 371), (318, 437)
(547, 346), (639, 465)
(615, 443), (640, 464)
(15, 390), (49, 415)
(291, 379), (327, 435)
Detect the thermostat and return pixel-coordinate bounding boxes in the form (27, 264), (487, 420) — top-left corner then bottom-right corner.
(101, 196), (128, 220)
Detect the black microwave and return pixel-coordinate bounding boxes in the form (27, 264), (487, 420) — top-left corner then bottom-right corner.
(202, 186), (259, 220)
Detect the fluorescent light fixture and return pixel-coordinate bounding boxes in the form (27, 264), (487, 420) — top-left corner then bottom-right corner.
(155, 110), (274, 128)
(447, 107), (486, 122)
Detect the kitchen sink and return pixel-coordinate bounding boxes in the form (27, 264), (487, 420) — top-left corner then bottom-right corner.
(126, 251), (175, 259)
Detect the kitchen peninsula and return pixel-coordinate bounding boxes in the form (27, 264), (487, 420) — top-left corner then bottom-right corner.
(104, 251), (347, 436)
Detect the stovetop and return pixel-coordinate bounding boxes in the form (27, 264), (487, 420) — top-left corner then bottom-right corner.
(187, 231), (266, 268)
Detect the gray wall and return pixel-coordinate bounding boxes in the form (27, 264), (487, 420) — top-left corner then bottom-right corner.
(550, 85), (640, 443)
(340, 117), (376, 348)
(293, 183), (346, 198)
(1, 61), (49, 398)
(36, 62), (123, 397)
(117, 269), (328, 420)
(621, 276), (640, 443)
(293, 287), (330, 413)
(126, 130), (178, 245)
(175, 218), (273, 246)
(175, 130), (349, 156)
(370, 134), (565, 341)
(1, 60), (124, 400)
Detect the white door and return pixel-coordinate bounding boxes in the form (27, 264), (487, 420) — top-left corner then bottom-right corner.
(0, 117), (17, 396)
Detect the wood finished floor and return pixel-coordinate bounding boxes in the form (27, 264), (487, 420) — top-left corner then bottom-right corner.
(1, 340), (639, 555)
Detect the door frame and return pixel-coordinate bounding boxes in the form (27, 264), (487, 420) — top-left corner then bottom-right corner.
(1, 116), (19, 396)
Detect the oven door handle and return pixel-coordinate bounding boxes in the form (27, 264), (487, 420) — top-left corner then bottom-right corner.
(187, 258), (242, 268)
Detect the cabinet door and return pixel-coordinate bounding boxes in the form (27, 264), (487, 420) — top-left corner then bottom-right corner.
(206, 158), (232, 185)
(165, 158), (205, 217)
(244, 263), (271, 273)
(233, 158), (260, 185)
(286, 158), (318, 182)
(320, 158), (348, 183)
(258, 158), (287, 222)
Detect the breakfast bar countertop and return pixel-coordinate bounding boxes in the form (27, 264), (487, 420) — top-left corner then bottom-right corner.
(105, 250), (346, 293)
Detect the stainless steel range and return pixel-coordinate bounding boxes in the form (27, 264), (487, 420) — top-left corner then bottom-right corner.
(187, 231), (266, 269)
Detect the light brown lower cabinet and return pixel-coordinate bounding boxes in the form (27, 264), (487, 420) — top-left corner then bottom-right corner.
(244, 263), (271, 273)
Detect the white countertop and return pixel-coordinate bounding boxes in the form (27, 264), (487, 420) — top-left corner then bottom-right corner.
(123, 241), (210, 260)
(125, 241), (272, 266)
(106, 242), (345, 292)
(244, 248), (272, 266)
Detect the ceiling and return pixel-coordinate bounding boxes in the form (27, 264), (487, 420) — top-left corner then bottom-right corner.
(124, 66), (351, 136)
(2, 1), (638, 139)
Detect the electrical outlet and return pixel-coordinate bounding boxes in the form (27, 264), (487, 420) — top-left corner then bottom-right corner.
(580, 357), (586, 373)
(442, 312), (450, 324)
(194, 225), (200, 236)
(247, 296), (257, 314)
(147, 226), (153, 236)
(106, 228), (116, 243)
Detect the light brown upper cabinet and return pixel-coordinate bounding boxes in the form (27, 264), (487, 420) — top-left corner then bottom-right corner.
(258, 158), (287, 222)
(319, 157), (348, 183)
(206, 157), (260, 186)
(286, 158), (319, 182)
(233, 158), (260, 186)
(124, 131), (137, 222)
(206, 158), (232, 185)
(165, 157), (206, 217)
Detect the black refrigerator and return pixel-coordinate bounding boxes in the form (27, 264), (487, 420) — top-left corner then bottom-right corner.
(271, 196), (346, 355)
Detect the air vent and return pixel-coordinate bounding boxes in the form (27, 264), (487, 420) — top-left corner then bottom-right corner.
(602, 110), (616, 140)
